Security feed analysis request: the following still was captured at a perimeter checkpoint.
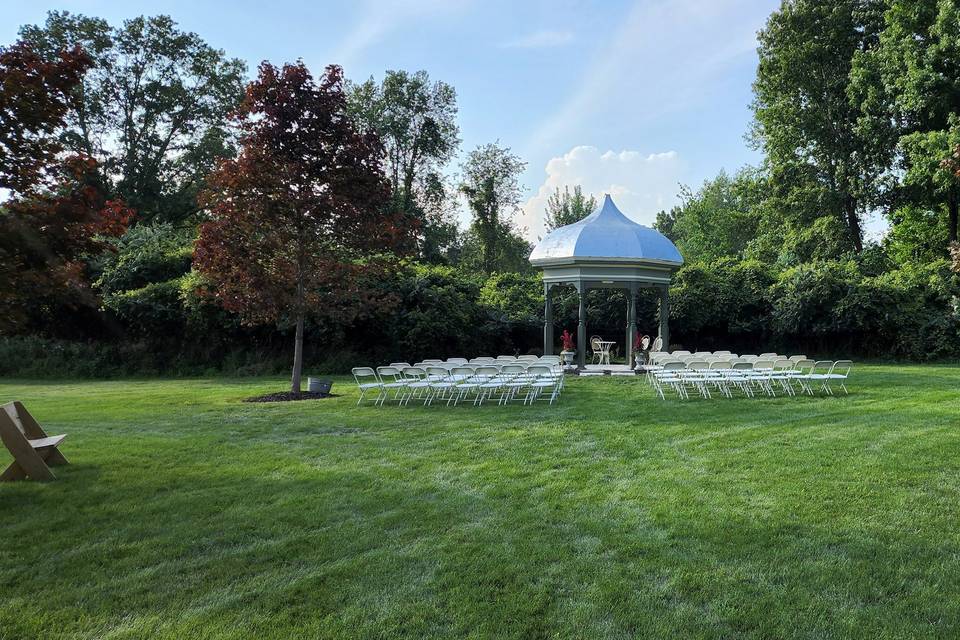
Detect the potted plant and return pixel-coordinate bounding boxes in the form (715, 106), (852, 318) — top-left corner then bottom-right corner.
(560, 330), (576, 366)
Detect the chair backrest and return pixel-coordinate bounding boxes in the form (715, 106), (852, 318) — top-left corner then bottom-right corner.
(713, 350), (731, 356)
(660, 361), (685, 371)
(496, 355), (516, 361)
(640, 335), (651, 350)
(352, 367), (379, 384)
(686, 360), (709, 370)
(833, 360), (853, 376)
(421, 359), (443, 364)
(590, 336), (602, 351)
(470, 357), (496, 363)
(376, 366), (404, 382)
(710, 361), (732, 369)
(788, 355), (807, 362)
(446, 358), (468, 364)
(475, 366), (500, 377)
(516, 355), (539, 362)
(759, 352), (778, 358)
(671, 350), (691, 357)
(500, 364), (527, 374)
(773, 359), (794, 371)
(527, 365), (551, 376)
(732, 361), (753, 370)
(753, 359), (775, 371)
(693, 351), (711, 357)
(793, 359), (815, 373)
(450, 366), (475, 379)
(425, 366), (450, 379)
(740, 355), (759, 361)
(388, 362), (411, 369)
(651, 337), (663, 351)
(813, 360), (834, 374)
(1, 402), (28, 436)
(402, 367), (426, 380)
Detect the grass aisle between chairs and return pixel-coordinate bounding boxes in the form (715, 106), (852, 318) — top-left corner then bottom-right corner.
(1, 365), (959, 639)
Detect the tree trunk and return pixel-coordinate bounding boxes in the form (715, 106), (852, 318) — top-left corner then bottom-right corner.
(291, 311), (304, 394)
(948, 193), (958, 245)
(844, 200), (863, 253)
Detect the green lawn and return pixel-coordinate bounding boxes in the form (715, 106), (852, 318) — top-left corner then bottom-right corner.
(1, 365), (959, 639)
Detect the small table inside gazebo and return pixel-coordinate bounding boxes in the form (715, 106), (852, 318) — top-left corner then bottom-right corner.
(529, 195), (684, 368)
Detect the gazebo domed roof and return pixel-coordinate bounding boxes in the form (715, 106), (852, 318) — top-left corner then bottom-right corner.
(529, 194), (683, 267)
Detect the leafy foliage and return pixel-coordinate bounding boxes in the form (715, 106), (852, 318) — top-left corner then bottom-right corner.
(544, 185), (597, 230)
(19, 12), (247, 222)
(656, 169), (764, 263)
(194, 61), (409, 391)
(348, 69), (461, 261)
(460, 142), (528, 273)
(753, 0), (888, 254)
(0, 40), (90, 193)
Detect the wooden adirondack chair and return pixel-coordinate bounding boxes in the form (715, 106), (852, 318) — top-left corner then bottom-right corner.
(0, 401), (68, 481)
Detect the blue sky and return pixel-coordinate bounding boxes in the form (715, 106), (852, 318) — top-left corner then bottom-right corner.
(1, 0), (784, 237)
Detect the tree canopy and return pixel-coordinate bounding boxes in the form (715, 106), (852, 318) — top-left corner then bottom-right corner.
(194, 62), (409, 391)
(19, 12), (247, 222)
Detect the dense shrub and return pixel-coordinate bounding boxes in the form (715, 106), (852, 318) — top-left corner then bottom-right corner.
(5, 256), (960, 379)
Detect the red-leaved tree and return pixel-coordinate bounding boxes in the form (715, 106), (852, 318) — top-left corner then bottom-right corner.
(0, 41), (90, 193)
(0, 41), (132, 334)
(194, 62), (411, 392)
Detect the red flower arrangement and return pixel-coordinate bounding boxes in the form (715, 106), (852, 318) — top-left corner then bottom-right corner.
(560, 329), (576, 352)
(634, 332), (651, 351)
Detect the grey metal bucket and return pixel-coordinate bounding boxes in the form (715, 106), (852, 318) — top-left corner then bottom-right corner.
(307, 378), (332, 394)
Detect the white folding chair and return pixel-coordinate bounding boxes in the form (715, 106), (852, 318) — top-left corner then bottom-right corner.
(424, 366), (456, 405)
(824, 360), (852, 395)
(375, 366), (407, 405)
(400, 367), (430, 406)
(352, 367), (384, 406)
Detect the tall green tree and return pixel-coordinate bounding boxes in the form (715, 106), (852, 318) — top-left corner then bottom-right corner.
(655, 169), (764, 264)
(855, 0), (960, 244)
(347, 70), (460, 260)
(753, 0), (888, 254)
(544, 185), (597, 230)
(19, 11), (247, 222)
(459, 142), (527, 273)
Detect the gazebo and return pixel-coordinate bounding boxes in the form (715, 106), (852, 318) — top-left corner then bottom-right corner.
(529, 194), (684, 368)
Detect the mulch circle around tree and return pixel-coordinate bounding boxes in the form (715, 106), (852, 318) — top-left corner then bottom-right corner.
(244, 391), (340, 403)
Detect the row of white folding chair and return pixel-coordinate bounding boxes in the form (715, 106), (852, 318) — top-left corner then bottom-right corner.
(354, 363), (563, 407)
(649, 359), (850, 400)
(400, 364), (562, 406)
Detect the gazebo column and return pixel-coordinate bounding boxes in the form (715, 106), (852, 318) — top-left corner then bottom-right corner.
(626, 284), (637, 365)
(576, 282), (587, 368)
(543, 283), (553, 356)
(658, 284), (670, 351)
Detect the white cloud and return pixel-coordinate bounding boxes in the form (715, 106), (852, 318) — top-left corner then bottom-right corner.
(500, 30), (575, 49)
(520, 145), (682, 240)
